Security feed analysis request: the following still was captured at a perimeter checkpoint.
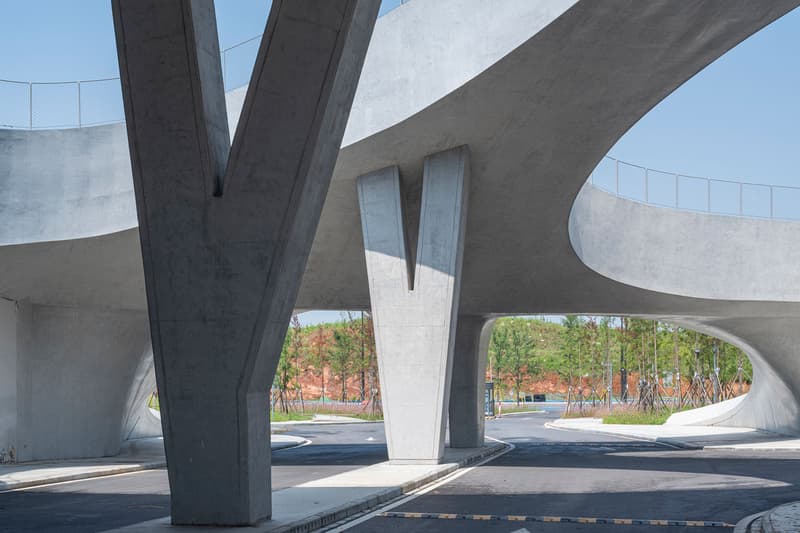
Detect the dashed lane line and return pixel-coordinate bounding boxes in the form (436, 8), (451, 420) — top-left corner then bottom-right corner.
(378, 511), (734, 528)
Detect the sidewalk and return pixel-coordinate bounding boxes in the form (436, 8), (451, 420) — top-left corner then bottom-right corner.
(547, 417), (800, 450)
(0, 434), (307, 492)
(271, 414), (375, 426)
(105, 441), (509, 533)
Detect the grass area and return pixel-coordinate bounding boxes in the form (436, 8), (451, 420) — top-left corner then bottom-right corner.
(603, 410), (673, 425)
(345, 412), (383, 421)
(270, 411), (314, 422)
(558, 403), (686, 424)
(499, 405), (543, 415)
(271, 410), (383, 422)
(147, 394), (384, 422)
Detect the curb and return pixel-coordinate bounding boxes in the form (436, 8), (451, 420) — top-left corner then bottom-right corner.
(0, 437), (310, 493)
(543, 421), (703, 450)
(734, 511), (765, 533)
(270, 441), (510, 533)
(0, 460), (167, 492)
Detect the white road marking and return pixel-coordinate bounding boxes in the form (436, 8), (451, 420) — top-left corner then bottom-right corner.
(322, 436), (514, 532)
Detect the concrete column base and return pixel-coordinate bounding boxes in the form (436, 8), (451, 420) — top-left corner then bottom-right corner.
(449, 316), (495, 448)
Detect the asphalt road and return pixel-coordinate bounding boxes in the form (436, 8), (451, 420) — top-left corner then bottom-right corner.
(4, 413), (800, 532)
(345, 412), (800, 532)
(0, 422), (387, 533)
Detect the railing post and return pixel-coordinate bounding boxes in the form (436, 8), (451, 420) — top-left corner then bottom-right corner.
(675, 174), (679, 208)
(28, 82), (33, 129)
(222, 49), (227, 91)
(615, 159), (619, 195)
(644, 168), (649, 202)
(707, 179), (711, 212)
(77, 81), (82, 128)
(770, 187), (774, 218)
(739, 183), (743, 215)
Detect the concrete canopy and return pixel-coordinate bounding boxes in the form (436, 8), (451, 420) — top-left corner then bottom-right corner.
(2, 0), (800, 462)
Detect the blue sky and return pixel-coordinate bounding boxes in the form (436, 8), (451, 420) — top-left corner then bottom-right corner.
(0, 1), (797, 324)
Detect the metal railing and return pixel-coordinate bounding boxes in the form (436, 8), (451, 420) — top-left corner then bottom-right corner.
(0, 34), (264, 130)
(589, 155), (800, 221)
(0, 0), (413, 130)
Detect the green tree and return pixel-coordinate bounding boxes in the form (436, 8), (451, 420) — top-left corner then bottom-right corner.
(274, 316), (301, 413)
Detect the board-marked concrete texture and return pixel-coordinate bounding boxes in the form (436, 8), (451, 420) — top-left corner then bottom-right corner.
(358, 146), (469, 463)
(112, 0), (377, 525)
(2, 0), (800, 468)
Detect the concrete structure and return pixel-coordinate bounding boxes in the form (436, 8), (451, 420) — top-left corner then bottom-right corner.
(358, 147), (469, 463)
(2, 0), (800, 524)
(112, 0), (377, 525)
(449, 316), (495, 449)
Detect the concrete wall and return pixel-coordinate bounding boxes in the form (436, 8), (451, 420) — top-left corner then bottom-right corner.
(570, 184), (800, 302)
(5, 302), (150, 461)
(120, 344), (161, 442)
(0, 298), (17, 462)
(0, 126), (135, 246)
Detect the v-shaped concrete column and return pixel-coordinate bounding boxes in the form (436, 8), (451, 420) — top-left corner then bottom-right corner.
(358, 146), (470, 463)
(113, 0), (377, 525)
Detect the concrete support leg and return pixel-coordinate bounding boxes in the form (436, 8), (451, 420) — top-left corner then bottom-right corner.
(449, 316), (495, 448)
(0, 298), (150, 462)
(358, 146), (470, 464)
(113, 0), (377, 525)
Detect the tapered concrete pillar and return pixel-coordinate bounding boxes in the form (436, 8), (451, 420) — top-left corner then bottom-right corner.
(113, 0), (377, 525)
(449, 316), (495, 448)
(358, 146), (470, 464)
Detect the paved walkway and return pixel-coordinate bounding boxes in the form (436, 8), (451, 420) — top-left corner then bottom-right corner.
(548, 417), (800, 450)
(0, 435), (306, 492)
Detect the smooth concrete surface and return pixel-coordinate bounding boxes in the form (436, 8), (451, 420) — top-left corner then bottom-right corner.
(0, 126), (135, 246)
(0, 298), (17, 463)
(666, 395), (747, 427)
(0, 434), (305, 492)
(570, 184), (800, 303)
(448, 316), (494, 449)
(548, 418), (800, 451)
(113, 0), (377, 525)
(0, 300), (149, 462)
(358, 147), (469, 463)
(120, 345), (161, 442)
(0, 0), (799, 472)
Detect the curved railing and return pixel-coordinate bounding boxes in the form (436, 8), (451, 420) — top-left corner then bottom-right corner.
(0, 34), (265, 129)
(0, 1), (413, 130)
(589, 155), (800, 221)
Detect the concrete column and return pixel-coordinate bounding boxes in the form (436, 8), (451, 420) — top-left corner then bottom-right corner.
(0, 299), (150, 463)
(358, 146), (470, 464)
(113, 0), (377, 525)
(449, 316), (495, 448)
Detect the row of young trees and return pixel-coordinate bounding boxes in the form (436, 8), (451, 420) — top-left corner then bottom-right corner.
(487, 316), (752, 410)
(271, 314), (752, 414)
(273, 313), (380, 414)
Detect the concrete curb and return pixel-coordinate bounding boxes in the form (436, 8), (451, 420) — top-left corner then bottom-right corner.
(0, 436), (309, 493)
(543, 421), (703, 450)
(734, 511), (765, 533)
(0, 460), (167, 492)
(270, 441), (510, 533)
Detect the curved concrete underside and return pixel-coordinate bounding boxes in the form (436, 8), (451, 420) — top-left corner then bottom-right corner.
(1, 0), (800, 455)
